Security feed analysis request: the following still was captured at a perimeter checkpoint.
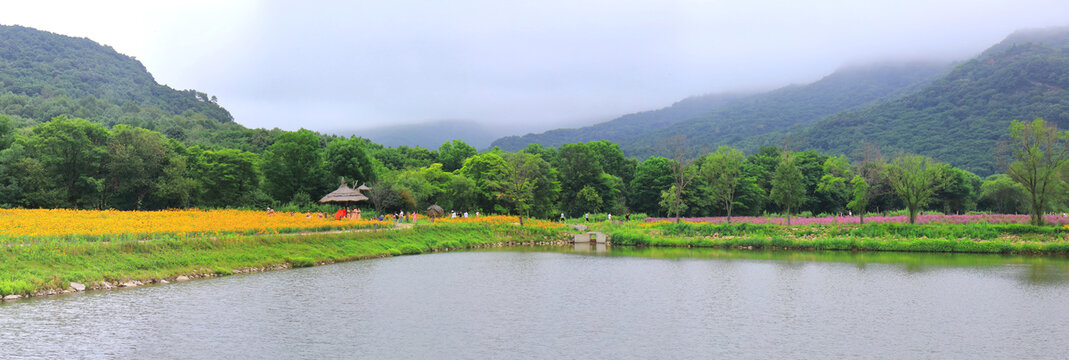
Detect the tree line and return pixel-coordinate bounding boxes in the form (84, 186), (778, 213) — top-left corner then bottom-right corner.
(0, 115), (1065, 225)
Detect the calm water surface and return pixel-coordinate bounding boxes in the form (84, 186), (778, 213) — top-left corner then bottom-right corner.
(3, 246), (1069, 359)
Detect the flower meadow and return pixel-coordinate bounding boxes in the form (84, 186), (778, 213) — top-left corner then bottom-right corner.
(646, 214), (1069, 226)
(434, 215), (565, 230)
(0, 208), (389, 241)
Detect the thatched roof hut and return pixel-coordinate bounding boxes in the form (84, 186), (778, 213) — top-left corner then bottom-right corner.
(319, 177), (368, 205)
(426, 204), (445, 220)
(357, 183), (371, 192)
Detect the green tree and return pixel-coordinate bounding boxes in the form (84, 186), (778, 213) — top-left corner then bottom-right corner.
(769, 150), (806, 225)
(438, 139), (477, 172)
(325, 137), (375, 186)
(577, 185), (604, 215)
(0, 114), (12, 151)
(847, 175), (869, 223)
(106, 125), (173, 209)
(260, 129), (327, 203)
(978, 174), (1028, 214)
(663, 136), (698, 222)
(26, 116), (110, 208)
(932, 166), (981, 214)
(502, 152), (560, 219)
(816, 155), (853, 215)
(701, 146), (745, 222)
(629, 156), (675, 216)
(557, 142), (604, 216)
(886, 154), (947, 224)
(457, 152), (509, 213)
(1006, 118), (1069, 225)
(659, 185), (686, 219)
(188, 147), (262, 208)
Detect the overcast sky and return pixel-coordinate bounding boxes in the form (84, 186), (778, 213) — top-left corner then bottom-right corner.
(3, 0), (1069, 134)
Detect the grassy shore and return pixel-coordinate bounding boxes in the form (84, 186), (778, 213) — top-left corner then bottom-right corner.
(600, 221), (1069, 254)
(0, 222), (570, 297)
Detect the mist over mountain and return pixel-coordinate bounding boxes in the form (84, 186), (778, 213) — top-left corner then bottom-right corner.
(334, 120), (506, 149)
(794, 26), (1069, 175)
(493, 60), (952, 155)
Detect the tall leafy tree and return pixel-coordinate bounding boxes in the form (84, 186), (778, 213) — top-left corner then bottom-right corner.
(106, 125), (172, 209)
(816, 155), (853, 215)
(701, 146), (745, 222)
(557, 142), (604, 215)
(456, 152), (509, 213)
(662, 135), (699, 222)
(978, 174), (1028, 214)
(438, 139), (477, 172)
(886, 154), (946, 224)
(26, 116), (110, 208)
(770, 150), (805, 225)
(629, 157), (675, 216)
(260, 129), (327, 203)
(188, 147), (263, 208)
(1005, 118), (1069, 226)
(847, 175), (869, 223)
(502, 152), (560, 219)
(325, 136), (375, 186)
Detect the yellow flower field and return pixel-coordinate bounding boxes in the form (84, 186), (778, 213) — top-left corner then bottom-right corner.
(0, 209), (388, 240)
(434, 215), (565, 230)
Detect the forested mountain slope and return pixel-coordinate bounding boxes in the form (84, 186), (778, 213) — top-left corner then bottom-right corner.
(491, 92), (746, 151)
(493, 60), (949, 156)
(617, 61), (951, 157)
(795, 27), (1069, 175)
(0, 25), (253, 149)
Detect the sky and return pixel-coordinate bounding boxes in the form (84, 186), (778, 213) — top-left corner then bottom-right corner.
(3, 0), (1069, 136)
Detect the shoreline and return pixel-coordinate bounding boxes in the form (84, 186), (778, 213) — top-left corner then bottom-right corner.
(1, 224), (571, 301)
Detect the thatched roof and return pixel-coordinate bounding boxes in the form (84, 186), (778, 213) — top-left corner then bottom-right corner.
(426, 204), (445, 218)
(319, 177), (369, 204)
(357, 183), (371, 192)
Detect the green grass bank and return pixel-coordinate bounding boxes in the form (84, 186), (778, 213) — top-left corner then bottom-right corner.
(0, 223), (570, 297)
(601, 221), (1069, 255)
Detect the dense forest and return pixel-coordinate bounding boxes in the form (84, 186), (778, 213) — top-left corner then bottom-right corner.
(0, 25), (1065, 219)
(1, 114), (1065, 219)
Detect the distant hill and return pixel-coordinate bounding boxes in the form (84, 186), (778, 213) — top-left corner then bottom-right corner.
(336, 120), (505, 149)
(491, 93), (747, 151)
(795, 27), (1069, 175)
(492, 61), (950, 156)
(0, 24), (241, 146)
(618, 61), (951, 158)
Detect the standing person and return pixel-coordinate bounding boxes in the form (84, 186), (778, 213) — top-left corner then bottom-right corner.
(585, 212), (589, 222)
(356, 208), (362, 220)
(334, 207), (347, 221)
(625, 213), (630, 222)
(400, 210), (405, 224)
(413, 212), (418, 225)
(451, 211), (457, 218)
(475, 211), (480, 217)
(560, 212), (565, 222)
(607, 213), (612, 223)
(464, 211), (469, 218)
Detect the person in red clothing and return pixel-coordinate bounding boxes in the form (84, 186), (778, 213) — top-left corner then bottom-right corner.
(334, 207), (347, 220)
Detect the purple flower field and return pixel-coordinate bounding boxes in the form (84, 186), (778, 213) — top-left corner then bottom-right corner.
(646, 214), (1069, 226)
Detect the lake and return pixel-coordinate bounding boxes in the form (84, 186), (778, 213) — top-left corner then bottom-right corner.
(3, 245), (1069, 359)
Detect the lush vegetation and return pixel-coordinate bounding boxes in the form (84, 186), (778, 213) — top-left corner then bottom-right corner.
(797, 29), (1069, 175)
(604, 220), (1069, 254)
(0, 220), (571, 297)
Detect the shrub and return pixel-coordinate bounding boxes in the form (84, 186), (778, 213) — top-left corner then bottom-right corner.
(398, 244), (423, 255)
